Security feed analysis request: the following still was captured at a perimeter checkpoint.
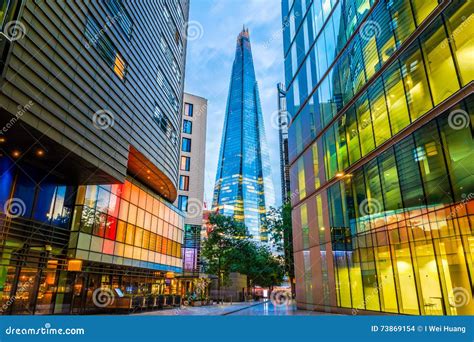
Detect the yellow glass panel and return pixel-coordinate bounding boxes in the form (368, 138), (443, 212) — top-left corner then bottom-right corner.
(136, 208), (145, 228)
(412, 0), (437, 25)
(125, 224), (135, 245)
(116, 221), (126, 243)
(375, 246), (398, 313)
(312, 143), (320, 189)
(413, 242), (443, 315)
(134, 227), (143, 247)
(113, 53), (126, 80)
(297, 158), (306, 199)
(363, 36), (379, 79)
(128, 204), (137, 225)
(385, 67), (410, 134)
(421, 22), (459, 104)
(393, 244), (419, 314)
(370, 87), (391, 146)
(446, 2), (474, 85)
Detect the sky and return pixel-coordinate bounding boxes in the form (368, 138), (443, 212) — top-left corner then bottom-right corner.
(184, 0), (285, 208)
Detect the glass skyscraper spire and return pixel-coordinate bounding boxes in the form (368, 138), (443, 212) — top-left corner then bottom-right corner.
(213, 27), (275, 242)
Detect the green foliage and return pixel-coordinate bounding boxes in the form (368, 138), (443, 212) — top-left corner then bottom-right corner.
(264, 204), (295, 280)
(201, 214), (251, 287)
(201, 214), (285, 290)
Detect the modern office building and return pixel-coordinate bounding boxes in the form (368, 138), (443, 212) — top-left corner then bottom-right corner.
(282, 0), (473, 315)
(277, 82), (291, 203)
(212, 28), (275, 242)
(174, 92), (207, 278)
(0, 0), (189, 314)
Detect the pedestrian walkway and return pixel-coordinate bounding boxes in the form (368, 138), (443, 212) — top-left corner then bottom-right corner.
(132, 301), (265, 316)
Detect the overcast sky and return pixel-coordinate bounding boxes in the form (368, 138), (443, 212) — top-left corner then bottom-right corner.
(184, 0), (284, 208)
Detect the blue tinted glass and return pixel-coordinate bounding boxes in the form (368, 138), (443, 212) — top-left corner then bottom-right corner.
(212, 30), (275, 241)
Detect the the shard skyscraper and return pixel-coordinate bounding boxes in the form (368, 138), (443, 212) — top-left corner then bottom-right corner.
(212, 27), (275, 242)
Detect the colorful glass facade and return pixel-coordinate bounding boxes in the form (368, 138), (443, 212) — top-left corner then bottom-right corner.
(282, 0), (474, 314)
(69, 180), (184, 272)
(212, 28), (275, 241)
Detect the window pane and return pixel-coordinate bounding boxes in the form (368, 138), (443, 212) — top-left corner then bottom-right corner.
(444, 1), (474, 86)
(438, 99), (474, 201)
(411, 0), (437, 26)
(368, 79), (391, 146)
(346, 106), (361, 164)
(384, 63), (410, 134)
(356, 94), (375, 156)
(400, 44), (433, 120)
(420, 18), (460, 105)
(414, 121), (453, 205)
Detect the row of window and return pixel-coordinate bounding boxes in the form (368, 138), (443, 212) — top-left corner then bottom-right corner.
(153, 105), (178, 144)
(295, 101), (474, 315)
(163, 4), (184, 56)
(71, 210), (182, 259)
(104, 0), (133, 38)
(284, 0), (376, 86)
(287, 0), (451, 161)
(326, 100), (474, 236)
(85, 17), (127, 80)
(71, 233), (182, 268)
(156, 68), (179, 113)
(290, 0), (473, 197)
(159, 34), (181, 83)
(76, 182), (183, 238)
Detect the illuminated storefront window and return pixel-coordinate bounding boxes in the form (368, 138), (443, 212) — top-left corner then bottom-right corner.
(69, 179), (184, 272)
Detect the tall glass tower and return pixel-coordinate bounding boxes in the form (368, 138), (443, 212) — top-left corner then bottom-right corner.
(213, 27), (275, 242)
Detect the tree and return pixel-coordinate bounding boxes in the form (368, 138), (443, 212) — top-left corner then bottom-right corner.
(200, 214), (251, 301)
(244, 244), (285, 291)
(264, 204), (295, 295)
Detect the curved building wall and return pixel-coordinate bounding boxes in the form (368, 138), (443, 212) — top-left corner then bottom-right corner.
(0, 0), (189, 199)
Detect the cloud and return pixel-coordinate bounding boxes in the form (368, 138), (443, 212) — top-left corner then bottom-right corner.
(185, 0), (284, 206)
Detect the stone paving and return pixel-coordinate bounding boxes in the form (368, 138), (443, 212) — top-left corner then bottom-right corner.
(133, 300), (338, 316)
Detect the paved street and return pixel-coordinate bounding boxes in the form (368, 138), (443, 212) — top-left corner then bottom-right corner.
(133, 300), (337, 316)
(227, 300), (338, 316)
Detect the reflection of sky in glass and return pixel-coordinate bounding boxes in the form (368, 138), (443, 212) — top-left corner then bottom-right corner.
(212, 31), (275, 242)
